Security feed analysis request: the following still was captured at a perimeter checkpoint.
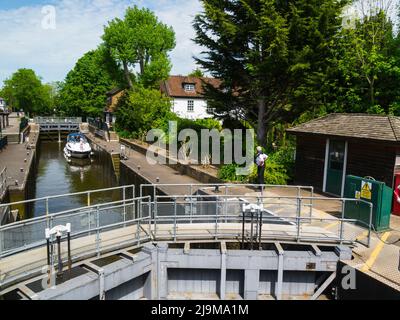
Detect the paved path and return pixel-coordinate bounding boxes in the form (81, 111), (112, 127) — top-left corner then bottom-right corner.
(0, 131), (39, 195)
(1, 113), (21, 135)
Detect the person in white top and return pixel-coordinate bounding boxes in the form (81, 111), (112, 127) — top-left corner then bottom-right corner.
(255, 146), (268, 188)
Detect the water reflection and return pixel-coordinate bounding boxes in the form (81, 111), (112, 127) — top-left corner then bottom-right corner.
(31, 141), (120, 218)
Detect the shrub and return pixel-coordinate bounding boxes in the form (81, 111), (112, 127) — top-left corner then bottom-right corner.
(217, 163), (248, 182)
(217, 145), (293, 185)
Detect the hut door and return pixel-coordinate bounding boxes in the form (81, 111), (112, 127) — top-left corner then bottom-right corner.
(326, 140), (347, 196)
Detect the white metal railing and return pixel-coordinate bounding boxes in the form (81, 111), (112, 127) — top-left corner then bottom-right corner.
(140, 183), (315, 218)
(0, 184), (374, 258)
(0, 184), (135, 224)
(0, 196), (151, 258)
(0, 187), (374, 288)
(34, 117), (82, 124)
(0, 193), (372, 258)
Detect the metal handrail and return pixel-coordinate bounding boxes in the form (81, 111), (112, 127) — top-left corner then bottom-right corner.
(0, 186), (373, 262)
(34, 117), (82, 124)
(0, 184), (135, 217)
(0, 196), (151, 258)
(0, 192), (374, 289)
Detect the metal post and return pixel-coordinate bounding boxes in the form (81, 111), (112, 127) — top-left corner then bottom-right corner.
(297, 198), (302, 243)
(340, 200), (345, 244)
(368, 203), (373, 247)
(259, 211), (263, 250)
(46, 238), (51, 266)
(56, 235), (63, 278)
(148, 199), (152, 240)
(255, 208), (259, 245)
(215, 198), (218, 240)
(241, 210), (245, 250)
(224, 186), (228, 223)
(96, 206), (100, 257)
(136, 199), (140, 245)
(45, 198), (50, 228)
(67, 231), (72, 276)
(190, 195), (193, 224)
(250, 210), (254, 250)
(87, 192), (91, 207)
(153, 188), (157, 239)
(123, 186), (126, 226)
(154, 196), (158, 240)
(173, 198), (177, 242)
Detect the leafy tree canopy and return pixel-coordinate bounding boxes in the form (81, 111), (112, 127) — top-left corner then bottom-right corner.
(1, 68), (53, 116)
(58, 46), (122, 117)
(193, 0), (348, 146)
(189, 68), (205, 77)
(327, 9), (400, 115)
(115, 86), (173, 138)
(102, 5), (176, 89)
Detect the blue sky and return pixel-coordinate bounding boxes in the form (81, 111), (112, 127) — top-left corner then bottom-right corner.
(0, 0), (203, 85)
(0, 1), (53, 10)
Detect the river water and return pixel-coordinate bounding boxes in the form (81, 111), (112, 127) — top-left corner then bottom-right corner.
(30, 141), (120, 218)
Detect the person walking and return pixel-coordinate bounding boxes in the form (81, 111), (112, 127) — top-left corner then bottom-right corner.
(255, 146), (268, 188)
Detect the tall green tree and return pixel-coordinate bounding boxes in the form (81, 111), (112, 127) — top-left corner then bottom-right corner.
(102, 5), (176, 89)
(328, 9), (400, 114)
(58, 47), (122, 117)
(115, 86), (173, 138)
(1, 68), (53, 116)
(193, 0), (347, 146)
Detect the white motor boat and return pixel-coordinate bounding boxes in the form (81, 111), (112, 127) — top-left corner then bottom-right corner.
(64, 133), (93, 159)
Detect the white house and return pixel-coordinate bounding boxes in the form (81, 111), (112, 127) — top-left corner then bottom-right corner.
(0, 97), (7, 112)
(160, 76), (221, 120)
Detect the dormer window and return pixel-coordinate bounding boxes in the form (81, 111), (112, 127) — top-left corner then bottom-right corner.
(184, 83), (195, 92)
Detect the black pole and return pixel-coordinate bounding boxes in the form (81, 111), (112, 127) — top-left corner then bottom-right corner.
(46, 238), (51, 266)
(259, 211), (263, 250)
(67, 232), (72, 276)
(255, 211), (259, 245)
(241, 211), (245, 250)
(56, 235), (63, 278)
(250, 211), (254, 251)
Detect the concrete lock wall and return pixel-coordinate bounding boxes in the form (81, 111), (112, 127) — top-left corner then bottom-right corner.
(2, 242), (351, 300)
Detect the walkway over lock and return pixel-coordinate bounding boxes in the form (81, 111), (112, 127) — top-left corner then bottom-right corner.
(33, 117), (82, 132)
(0, 183), (373, 291)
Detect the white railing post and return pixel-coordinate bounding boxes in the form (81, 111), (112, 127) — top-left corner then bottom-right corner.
(173, 197), (177, 242)
(296, 198), (302, 243)
(123, 186), (126, 227)
(136, 199), (140, 244)
(96, 206), (100, 257)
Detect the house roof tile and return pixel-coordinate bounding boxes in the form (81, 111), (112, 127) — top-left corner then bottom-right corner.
(287, 113), (400, 142)
(160, 75), (221, 98)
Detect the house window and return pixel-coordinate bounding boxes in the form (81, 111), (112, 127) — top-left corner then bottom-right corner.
(184, 84), (195, 92)
(207, 106), (215, 114)
(187, 100), (194, 112)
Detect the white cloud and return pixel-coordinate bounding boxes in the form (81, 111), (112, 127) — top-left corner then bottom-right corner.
(0, 0), (203, 84)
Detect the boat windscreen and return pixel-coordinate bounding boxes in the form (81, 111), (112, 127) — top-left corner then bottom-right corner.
(68, 134), (87, 143)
